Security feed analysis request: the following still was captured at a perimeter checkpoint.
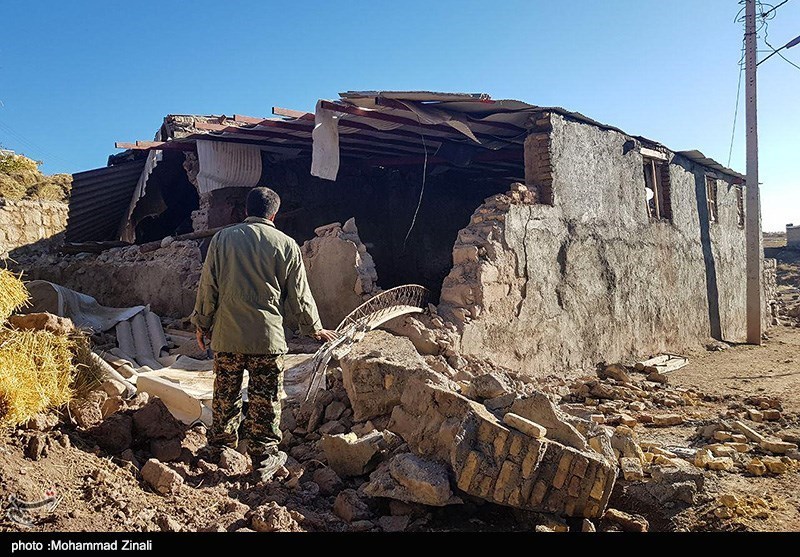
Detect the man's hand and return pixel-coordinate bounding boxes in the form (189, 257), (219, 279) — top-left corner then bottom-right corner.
(313, 329), (340, 343)
(196, 328), (211, 350)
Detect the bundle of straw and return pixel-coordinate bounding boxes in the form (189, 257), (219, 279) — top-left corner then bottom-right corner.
(0, 268), (29, 322)
(0, 327), (75, 428)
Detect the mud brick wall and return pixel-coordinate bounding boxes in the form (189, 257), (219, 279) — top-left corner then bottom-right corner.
(440, 113), (752, 376)
(0, 198), (68, 257)
(15, 241), (202, 318)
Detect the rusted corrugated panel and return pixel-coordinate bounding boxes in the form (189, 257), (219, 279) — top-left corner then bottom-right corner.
(66, 159), (146, 243)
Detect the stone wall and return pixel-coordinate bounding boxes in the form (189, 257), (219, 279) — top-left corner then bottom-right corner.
(440, 114), (753, 376)
(14, 241), (202, 318)
(0, 198), (68, 258)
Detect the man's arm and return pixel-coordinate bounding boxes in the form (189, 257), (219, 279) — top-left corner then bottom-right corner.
(284, 242), (337, 341)
(190, 235), (219, 348)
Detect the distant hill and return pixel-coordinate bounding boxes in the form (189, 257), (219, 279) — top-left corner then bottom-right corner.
(0, 151), (71, 202)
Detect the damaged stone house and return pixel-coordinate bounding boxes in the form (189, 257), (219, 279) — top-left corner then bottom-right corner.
(24, 91), (769, 377)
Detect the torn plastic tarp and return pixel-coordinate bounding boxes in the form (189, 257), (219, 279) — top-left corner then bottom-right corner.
(23, 280), (146, 333)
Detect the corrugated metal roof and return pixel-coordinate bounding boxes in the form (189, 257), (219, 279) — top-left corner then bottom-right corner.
(676, 150), (745, 182)
(66, 159), (146, 242)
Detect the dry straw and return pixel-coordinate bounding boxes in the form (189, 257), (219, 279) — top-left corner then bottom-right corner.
(0, 268), (29, 322)
(0, 327), (75, 428)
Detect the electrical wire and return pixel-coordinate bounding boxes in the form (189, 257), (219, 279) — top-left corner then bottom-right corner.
(402, 112), (428, 251)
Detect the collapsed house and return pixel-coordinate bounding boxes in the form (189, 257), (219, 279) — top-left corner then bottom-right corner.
(21, 90), (772, 376)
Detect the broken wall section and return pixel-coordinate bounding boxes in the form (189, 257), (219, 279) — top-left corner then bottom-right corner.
(14, 241), (202, 318)
(1, 198), (68, 258)
(439, 114), (752, 376)
(299, 218), (380, 329)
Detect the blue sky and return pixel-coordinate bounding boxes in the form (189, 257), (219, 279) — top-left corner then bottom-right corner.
(1, 0), (797, 230)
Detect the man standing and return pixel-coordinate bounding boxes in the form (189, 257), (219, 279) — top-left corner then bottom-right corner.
(191, 187), (337, 481)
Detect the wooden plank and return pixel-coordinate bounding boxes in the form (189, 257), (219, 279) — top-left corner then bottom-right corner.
(272, 107), (314, 120)
(115, 141), (196, 152)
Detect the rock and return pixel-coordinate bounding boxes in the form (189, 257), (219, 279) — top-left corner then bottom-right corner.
(731, 420), (765, 443)
(150, 438), (182, 462)
(707, 457), (734, 471)
(325, 400), (347, 422)
(466, 372), (510, 400)
(377, 515), (409, 532)
(727, 442), (750, 453)
(763, 409), (781, 421)
(619, 457), (644, 481)
(141, 459), (183, 495)
(511, 393), (589, 450)
(618, 414), (637, 427)
(321, 431), (387, 478)
(333, 489), (371, 522)
(730, 433), (747, 443)
(602, 508), (648, 532)
(759, 439), (797, 455)
(484, 393), (516, 412)
(312, 466), (344, 496)
(69, 399), (103, 429)
(389, 377), (617, 518)
(694, 448), (713, 469)
(762, 456), (789, 474)
(651, 414), (683, 427)
(24, 413), (58, 432)
(581, 518), (596, 532)
(100, 379), (127, 398)
(317, 420), (347, 436)
(714, 506), (735, 519)
(157, 514), (182, 532)
(599, 363), (630, 383)
(628, 402), (645, 412)
(719, 493), (740, 508)
(503, 413), (546, 439)
(713, 431), (733, 442)
(746, 458), (768, 476)
(708, 444), (737, 458)
(780, 432), (800, 444)
(101, 396), (125, 419)
(219, 447), (250, 475)
(646, 371), (668, 384)
(132, 399), (183, 440)
(650, 460), (704, 491)
(8, 312), (74, 335)
(339, 330), (442, 421)
(349, 520), (375, 532)
(250, 502), (302, 532)
(748, 409), (764, 422)
(25, 435), (47, 460)
(611, 426), (644, 462)
(363, 453), (460, 506)
(90, 414), (133, 453)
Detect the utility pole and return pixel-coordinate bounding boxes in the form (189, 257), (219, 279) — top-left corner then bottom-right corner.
(745, 0), (763, 344)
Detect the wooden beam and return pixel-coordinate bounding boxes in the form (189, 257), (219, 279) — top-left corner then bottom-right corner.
(115, 141), (196, 152)
(272, 107), (314, 120)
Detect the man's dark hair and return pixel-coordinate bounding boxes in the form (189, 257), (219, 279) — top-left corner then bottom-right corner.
(246, 187), (281, 218)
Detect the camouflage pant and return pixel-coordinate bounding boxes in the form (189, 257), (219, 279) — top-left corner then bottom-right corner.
(210, 352), (284, 457)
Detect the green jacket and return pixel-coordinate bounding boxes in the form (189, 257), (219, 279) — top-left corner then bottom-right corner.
(190, 216), (322, 355)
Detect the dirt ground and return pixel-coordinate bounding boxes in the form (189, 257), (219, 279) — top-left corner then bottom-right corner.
(1, 239), (798, 533)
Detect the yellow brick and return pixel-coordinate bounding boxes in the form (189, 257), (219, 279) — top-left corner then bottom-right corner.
(478, 420), (495, 443)
(508, 488), (522, 507)
(478, 475), (495, 499)
(521, 443), (541, 478)
(568, 475), (582, 497)
(494, 460), (519, 501)
(552, 452), (574, 489)
(508, 434), (523, 458)
(457, 451), (482, 491)
(531, 480), (549, 506)
(572, 456), (589, 479)
(590, 471), (607, 500)
(494, 429), (509, 459)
